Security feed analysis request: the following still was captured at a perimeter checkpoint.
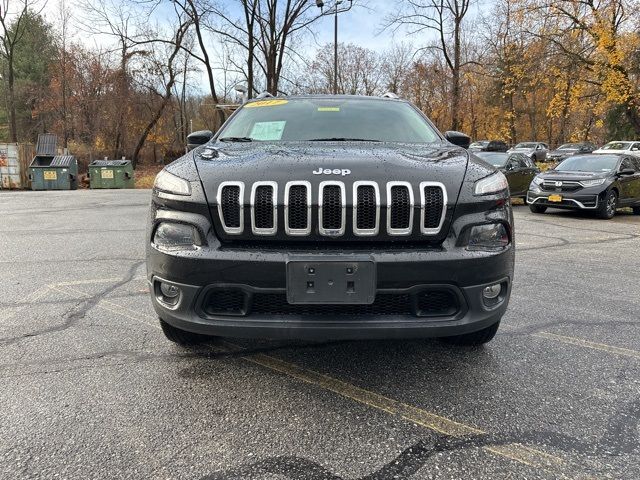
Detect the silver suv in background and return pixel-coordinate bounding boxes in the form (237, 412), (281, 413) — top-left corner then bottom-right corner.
(507, 142), (549, 162)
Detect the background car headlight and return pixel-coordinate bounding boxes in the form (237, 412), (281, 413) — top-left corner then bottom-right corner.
(532, 176), (544, 185)
(474, 172), (509, 195)
(468, 223), (510, 250)
(154, 169), (191, 196)
(153, 222), (199, 249)
(579, 178), (606, 187)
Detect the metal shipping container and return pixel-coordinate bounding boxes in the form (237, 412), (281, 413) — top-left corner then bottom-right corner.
(0, 144), (22, 189)
(88, 159), (135, 189)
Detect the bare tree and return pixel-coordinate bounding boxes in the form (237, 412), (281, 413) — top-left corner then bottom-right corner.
(386, 0), (474, 131)
(0, 0), (37, 142)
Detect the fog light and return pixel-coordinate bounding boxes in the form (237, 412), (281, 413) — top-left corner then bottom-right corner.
(160, 282), (180, 298)
(483, 284), (502, 299)
(157, 281), (181, 306)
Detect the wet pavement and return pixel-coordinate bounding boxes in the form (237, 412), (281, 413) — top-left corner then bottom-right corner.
(1, 189), (638, 479)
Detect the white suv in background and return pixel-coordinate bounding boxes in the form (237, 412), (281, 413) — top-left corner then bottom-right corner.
(593, 141), (640, 157)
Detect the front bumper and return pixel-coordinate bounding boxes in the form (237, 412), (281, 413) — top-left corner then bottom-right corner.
(148, 245), (514, 340)
(527, 190), (599, 210)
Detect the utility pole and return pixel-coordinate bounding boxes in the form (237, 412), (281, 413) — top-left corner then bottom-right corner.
(315, 0), (353, 95)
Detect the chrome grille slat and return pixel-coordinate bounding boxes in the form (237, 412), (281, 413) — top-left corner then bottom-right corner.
(420, 181), (447, 234)
(250, 181), (277, 235)
(319, 181), (346, 236)
(386, 181), (414, 235)
(217, 181), (244, 235)
(353, 181), (380, 236)
(284, 181), (311, 235)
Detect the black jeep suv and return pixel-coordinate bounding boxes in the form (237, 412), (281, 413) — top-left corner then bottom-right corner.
(147, 95), (514, 346)
(527, 154), (640, 219)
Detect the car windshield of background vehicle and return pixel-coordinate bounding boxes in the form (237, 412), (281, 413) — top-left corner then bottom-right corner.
(601, 142), (631, 150)
(555, 155), (619, 172)
(558, 143), (580, 150)
(217, 98), (441, 143)
(515, 143), (536, 148)
(477, 152), (508, 167)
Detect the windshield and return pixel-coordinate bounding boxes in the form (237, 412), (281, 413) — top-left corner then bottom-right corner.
(475, 152), (508, 166)
(217, 97), (441, 143)
(558, 143), (580, 150)
(555, 155), (619, 172)
(600, 142), (631, 150)
(514, 143), (536, 149)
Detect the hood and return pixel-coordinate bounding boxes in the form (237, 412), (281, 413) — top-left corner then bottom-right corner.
(538, 169), (611, 182)
(508, 147), (534, 154)
(548, 149), (577, 157)
(195, 141), (468, 189)
(193, 141), (470, 243)
(592, 148), (625, 154)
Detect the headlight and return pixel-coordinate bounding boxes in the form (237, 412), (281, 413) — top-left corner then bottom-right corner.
(468, 223), (510, 250)
(579, 178), (606, 188)
(154, 169), (191, 196)
(153, 222), (199, 250)
(474, 172), (508, 195)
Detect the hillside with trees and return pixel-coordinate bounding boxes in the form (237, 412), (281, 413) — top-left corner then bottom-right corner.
(1, 0), (638, 167)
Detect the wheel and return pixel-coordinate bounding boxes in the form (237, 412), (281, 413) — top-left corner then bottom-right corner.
(522, 196), (528, 205)
(159, 318), (210, 346)
(633, 206), (640, 215)
(441, 321), (500, 346)
(596, 190), (618, 219)
(529, 204), (547, 214)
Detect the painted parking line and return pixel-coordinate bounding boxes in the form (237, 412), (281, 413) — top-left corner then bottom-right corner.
(0, 286), (51, 324)
(225, 343), (566, 472)
(534, 331), (640, 360)
(51, 281), (569, 474)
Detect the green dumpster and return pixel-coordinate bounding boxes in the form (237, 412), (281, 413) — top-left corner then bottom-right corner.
(88, 159), (135, 189)
(29, 155), (78, 190)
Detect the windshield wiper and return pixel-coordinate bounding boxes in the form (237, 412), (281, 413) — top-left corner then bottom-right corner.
(308, 137), (381, 142)
(219, 136), (253, 142)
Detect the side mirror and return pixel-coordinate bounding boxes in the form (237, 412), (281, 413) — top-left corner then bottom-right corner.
(444, 131), (471, 149)
(618, 168), (635, 176)
(186, 130), (214, 151)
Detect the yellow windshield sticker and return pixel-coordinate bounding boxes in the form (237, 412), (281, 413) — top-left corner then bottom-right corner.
(318, 107), (340, 112)
(245, 99), (289, 108)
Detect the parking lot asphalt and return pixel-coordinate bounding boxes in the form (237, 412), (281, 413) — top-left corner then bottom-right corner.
(0, 189), (639, 480)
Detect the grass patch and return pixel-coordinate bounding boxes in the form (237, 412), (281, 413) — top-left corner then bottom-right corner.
(135, 164), (163, 189)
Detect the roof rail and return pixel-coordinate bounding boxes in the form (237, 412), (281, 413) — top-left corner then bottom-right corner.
(256, 91), (274, 99)
(381, 92), (400, 99)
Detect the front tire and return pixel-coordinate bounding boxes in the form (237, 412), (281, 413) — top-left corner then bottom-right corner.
(596, 190), (618, 219)
(160, 318), (211, 346)
(441, 321), (500, 346)
(529, 204), (547, 214)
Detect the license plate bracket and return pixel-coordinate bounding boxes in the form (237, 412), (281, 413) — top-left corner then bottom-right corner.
(286, 258), (376, 304)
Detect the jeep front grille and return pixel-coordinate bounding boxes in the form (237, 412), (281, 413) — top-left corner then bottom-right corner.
(216, 181), (446, 238)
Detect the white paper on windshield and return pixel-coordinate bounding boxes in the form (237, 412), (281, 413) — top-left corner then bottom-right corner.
(250, 121), (286, 141)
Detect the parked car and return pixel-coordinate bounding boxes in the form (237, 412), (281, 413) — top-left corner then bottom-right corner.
(592, 141), (640, 157)
(546, 142), (597, 163)
(527, 154), (640, 219)
(469, 140), (509, 152)
(147, 94), (514, 346)
(507, 142), (549, 162)
(475, 152), (539, 200)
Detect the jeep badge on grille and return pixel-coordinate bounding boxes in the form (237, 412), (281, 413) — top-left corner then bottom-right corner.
(313, 168), (351, 176)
